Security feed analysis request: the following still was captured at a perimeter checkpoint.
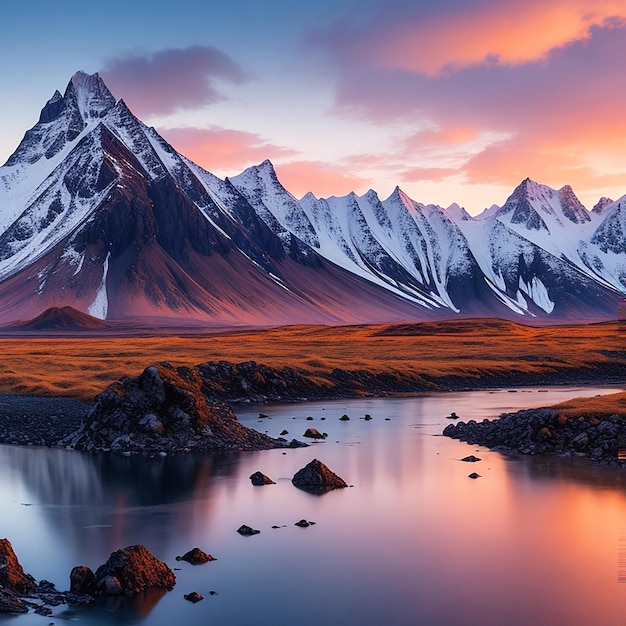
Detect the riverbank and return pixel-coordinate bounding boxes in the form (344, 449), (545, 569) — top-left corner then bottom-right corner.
(444, 391), (626, 465)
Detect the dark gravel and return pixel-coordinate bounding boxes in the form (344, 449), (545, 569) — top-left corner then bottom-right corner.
(0, 394), (89, 446)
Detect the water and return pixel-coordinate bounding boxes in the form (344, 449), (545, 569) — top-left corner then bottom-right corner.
(1, 386), (625, 625)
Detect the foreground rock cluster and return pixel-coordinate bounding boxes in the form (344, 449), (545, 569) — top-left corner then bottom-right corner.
(0, 541), (174, 615)
(444, 408), (626, 464)
(60, 363), (304, 455)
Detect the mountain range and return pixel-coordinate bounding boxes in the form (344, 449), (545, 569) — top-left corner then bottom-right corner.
(0, 71), (623, 327)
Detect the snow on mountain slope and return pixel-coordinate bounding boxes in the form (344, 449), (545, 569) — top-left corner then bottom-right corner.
(230, 160), (319, 250)
(494, 178), (624, 291)
(0, 71), (622, 325)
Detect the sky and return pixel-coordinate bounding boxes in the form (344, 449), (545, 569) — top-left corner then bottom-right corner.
(1, 0), (626, 214)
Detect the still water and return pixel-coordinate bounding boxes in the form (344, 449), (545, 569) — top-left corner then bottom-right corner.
(1, 386), (626, 625)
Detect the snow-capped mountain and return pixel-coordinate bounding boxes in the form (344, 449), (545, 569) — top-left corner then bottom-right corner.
(0, 72), (623, 326)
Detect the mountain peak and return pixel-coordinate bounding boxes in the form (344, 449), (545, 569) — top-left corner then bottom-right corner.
(65, 71), (116, 121)
(557, 184), (590, 223)
(592, 197), (614, 215)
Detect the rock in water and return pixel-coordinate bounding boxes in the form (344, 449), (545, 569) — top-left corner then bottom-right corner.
(0, 538), (36, 594)
(70, 566), (96, 594)
(468, 472), (481, 479)
(184, 591), (204, 603)
(249, 471), (276, 486)
(303, 428), (326, 439)
(295, 519), (316, 527)
(175, 548), (216, 565)
(237, 525), (260, 536)
(93, 545), (175, 597)
(461, 455), (481, 462)
(292, 459), (348, 493)
(60, 363), (282, 455)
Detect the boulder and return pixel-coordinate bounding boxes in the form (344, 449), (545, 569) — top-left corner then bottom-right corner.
(184, 592), (204, 603)
(461, 455), (481, 462)
(0, 538), (36, 594)
(69, 565), (96, 595)
(93, 545), (175, 597)
(249, 471), (276, 486)
(237, 525), (260, 536)
(303, 428), (326, 439)
(292, 459), (348, 493)
(175, 548), (216, 565)
(468, 472), (481, 479)
(446, 412), (460, 419)
(295, 519), (316, 528)
(339, 414), (350, 421)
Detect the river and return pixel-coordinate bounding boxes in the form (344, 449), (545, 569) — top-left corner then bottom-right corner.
(1, 386), (625, 625)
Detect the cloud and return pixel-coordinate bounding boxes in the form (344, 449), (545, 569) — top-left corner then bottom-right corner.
(160, 126), (298, 172)
(322, 0), (626, 76)
(274, 160), (372, 198)
(101, 45), (247, 116)
(313, 4), (626, 196)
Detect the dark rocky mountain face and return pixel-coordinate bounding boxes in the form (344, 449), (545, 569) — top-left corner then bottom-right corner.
(0, 72), (623, 327)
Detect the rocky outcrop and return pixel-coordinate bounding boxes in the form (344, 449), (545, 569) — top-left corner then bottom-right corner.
(175, 548), (216, 565)
(61, 363), (285, 455)
(292, 459), (348, 493)
(0, 538), (36, 595)
(444, 409), (626, 464)
(93, 545), (175, 597)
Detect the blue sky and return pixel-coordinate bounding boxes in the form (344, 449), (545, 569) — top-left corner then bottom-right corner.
(2, 0), (626, 213)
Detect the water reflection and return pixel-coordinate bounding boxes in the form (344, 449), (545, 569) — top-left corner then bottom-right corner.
(1, 386), (625, 625)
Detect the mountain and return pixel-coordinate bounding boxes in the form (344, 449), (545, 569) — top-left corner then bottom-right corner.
(0, 72), (623, 327)
(3, 306), (111, 331)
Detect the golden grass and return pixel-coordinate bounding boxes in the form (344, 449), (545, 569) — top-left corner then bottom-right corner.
(0, 319), (622, 402)
(550, 391), (626, 419)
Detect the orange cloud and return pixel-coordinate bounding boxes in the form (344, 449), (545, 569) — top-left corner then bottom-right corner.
(372, 1), (626, 75)
(274, 161), (372, 198)
(160, 127), (298, 171)
(463, 134), (626, 192)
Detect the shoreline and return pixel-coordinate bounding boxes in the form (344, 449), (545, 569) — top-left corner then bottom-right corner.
(1, 375), (624, 451)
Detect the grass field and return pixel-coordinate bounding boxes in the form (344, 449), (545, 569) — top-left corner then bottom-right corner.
(0, 318), (622, 402)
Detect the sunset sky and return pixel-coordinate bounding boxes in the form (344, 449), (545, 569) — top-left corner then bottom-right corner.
(1, 0), (625, 213)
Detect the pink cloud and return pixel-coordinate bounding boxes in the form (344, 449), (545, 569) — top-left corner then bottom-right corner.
(383, 1), (625, 75)
(101, 46), (247, 116)
(160, 126), (298, 172)
(274, 161), (372, 198)
(313, 5), (626, 198)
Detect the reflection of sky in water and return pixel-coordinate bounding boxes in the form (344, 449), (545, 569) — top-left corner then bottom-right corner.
(1, 386), (625, 625)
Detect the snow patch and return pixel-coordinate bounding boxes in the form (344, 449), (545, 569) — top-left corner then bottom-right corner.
(88, 252), (110, 319)
(519, 276), (555, 313)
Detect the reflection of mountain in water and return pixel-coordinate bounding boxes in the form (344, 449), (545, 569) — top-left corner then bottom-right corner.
(0, 445), (247, 560)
